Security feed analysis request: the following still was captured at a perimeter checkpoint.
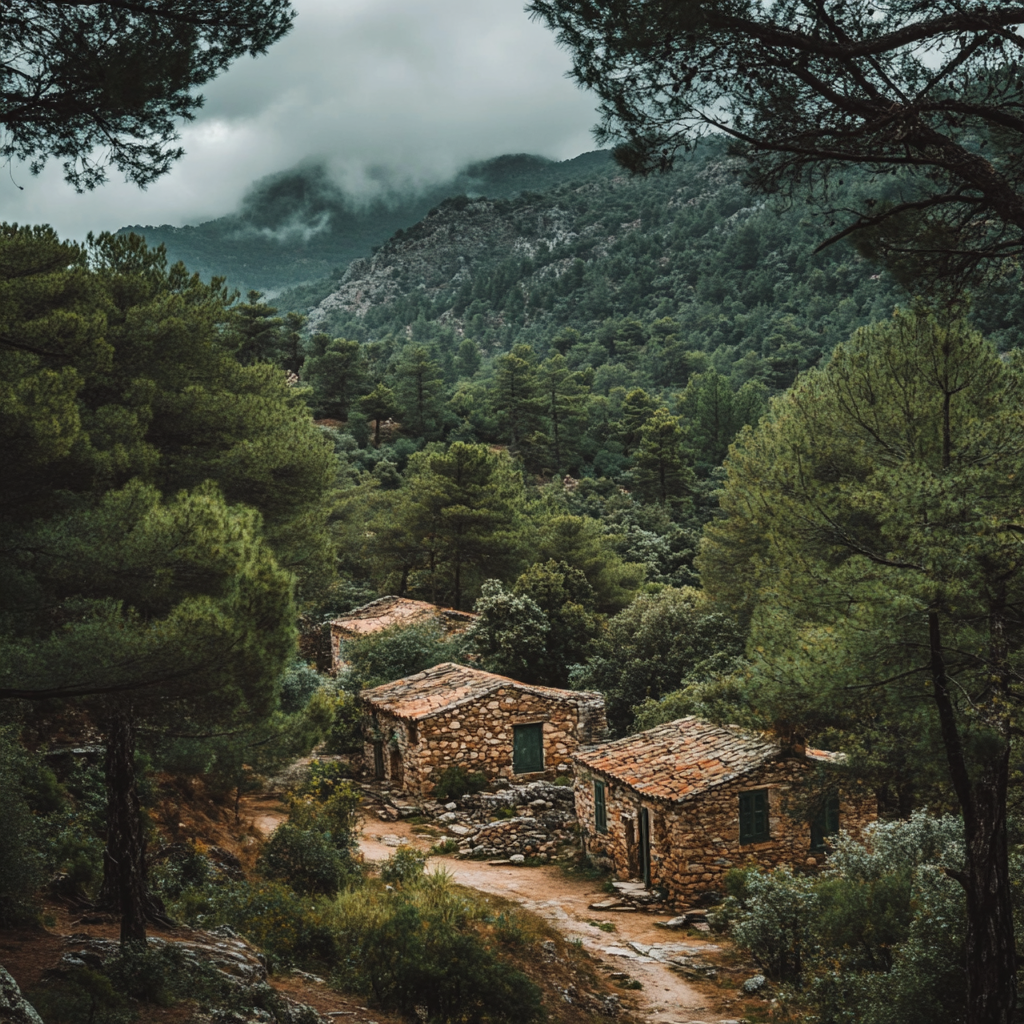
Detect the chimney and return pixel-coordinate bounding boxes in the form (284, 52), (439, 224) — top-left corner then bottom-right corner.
(771, 720), (806, 757)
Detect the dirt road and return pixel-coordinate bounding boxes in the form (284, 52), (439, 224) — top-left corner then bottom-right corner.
(360, 818), (750, 1024)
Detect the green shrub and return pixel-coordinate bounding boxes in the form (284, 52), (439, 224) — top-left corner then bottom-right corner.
(300, 762), (356, 800)
(29, 967), (133, 1024)
(327, 873), (543, 1024)
(380, 847), (427, 885)
(322, 692), (364, 756)
(177, 879), (341, 966)
(433, 766), (488, 801)
(151, 841), (217, 904)
(722, 813), (974, 1024)
(279, 659), (326, 713)
(344, 622), (468, 689)
(288, 784), (361, 851)
(258, 824), (354, 895)
(725, 866), (816, 984)
(429, 839), (460, 855)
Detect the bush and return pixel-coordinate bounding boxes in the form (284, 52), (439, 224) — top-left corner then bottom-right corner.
(433, 766), (488, 801)
(721, 813), (975, 1024)
(29, 967), (133, 1024)
(259, 825), (354, 895)
(429, 839), (460, 855)
(299, 760), (356, 800)
(279, 659), (326, 713)
(327, 872), (544, 1024)
(724, 866), (817, 983)
(344, 621), (468, 689)
(287, 784), (361, 851)
(380, 847), (427, 885)
(322, 690), (364, 756)
(172, 879), (341, 966)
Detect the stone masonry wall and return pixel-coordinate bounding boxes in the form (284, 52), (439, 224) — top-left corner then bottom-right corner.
(442, 780), (577, 859)
(364, 687), (607, 797)
(575, 757), (877, 904)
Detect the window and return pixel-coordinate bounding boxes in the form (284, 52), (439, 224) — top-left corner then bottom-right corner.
(513, 723), (544, 773)
(594, 780), (608, 833)
(739, 788), (770, 844)
(811, 794), (840, 851)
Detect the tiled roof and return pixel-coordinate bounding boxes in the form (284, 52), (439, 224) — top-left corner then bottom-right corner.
(331, 596), (477, 640)
(574, 717), (842, 803)
(361, 662), (600, 721)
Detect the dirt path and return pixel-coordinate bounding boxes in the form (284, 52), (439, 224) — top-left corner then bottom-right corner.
(244, 795), (752, 1024)
(360, 817), (749, 1024)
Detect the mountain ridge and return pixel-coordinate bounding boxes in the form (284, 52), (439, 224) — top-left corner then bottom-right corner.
(116, 150), (615, 293)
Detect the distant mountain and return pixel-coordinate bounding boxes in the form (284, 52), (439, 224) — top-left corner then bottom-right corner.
(117, 151), (614, 294)
(296, 138), (1022, 362)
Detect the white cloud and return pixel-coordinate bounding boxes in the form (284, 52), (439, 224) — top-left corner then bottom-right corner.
(1, 0), (598, 240)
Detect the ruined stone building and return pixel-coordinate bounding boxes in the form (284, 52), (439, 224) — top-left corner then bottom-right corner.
(574, 716), (877, 903)
(330, 596), (477, 671)
(360, 662), (607, 796)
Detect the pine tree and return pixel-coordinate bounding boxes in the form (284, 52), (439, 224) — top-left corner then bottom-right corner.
(371, 443), (527, 609)
(396, 345), (445, 439)
(634, 408), (693, 504)
(538, 353), (588, 475)
(698, 310), (1024, 1022)
(359, 382), (399, 446)
(303, 337), (366, 420)
(491, 344), (542, 450)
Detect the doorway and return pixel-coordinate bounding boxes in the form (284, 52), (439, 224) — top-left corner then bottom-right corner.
(639, 807), (651, 888)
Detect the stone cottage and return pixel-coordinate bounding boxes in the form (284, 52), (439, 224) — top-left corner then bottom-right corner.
(330, 596), (477, 671)
(360, 662), (607, 796)
(574, 716), (877, 903)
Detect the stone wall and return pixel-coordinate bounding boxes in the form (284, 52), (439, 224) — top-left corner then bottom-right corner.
(575, 756), (877, 904)
(364, 687), (607, 797)
(420, 780), (576, 858)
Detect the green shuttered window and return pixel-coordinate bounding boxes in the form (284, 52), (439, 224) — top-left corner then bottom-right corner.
(739, 788), (769, 844)
(513, 723), (544, 773)
(811, 794), (840, 851)
(594, 780), (608, 833)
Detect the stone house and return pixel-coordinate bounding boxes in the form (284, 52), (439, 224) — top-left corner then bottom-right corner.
(360, 662), (607, 796)
(574, 716), (877, 903)
(330, 596), (477, 671)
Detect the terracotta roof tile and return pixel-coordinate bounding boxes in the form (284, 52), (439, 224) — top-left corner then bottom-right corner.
(574, 716), (843, 804)
(331, 596), (477, 640)
(361, 662), (603, 721)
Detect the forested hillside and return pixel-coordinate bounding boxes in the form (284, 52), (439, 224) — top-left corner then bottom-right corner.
(116, 152), (611, 293)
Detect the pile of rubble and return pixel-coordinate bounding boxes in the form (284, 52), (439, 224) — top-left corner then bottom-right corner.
(366, 780), (579, 860)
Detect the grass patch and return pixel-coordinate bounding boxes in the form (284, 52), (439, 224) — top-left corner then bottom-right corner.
(587, 919), (616, 933)
(429, 838), (460, 855)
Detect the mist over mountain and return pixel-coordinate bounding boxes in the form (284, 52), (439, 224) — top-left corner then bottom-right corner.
(117, 151), (613, 293)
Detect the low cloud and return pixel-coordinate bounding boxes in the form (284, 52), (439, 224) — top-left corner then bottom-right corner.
(2, 0), (598, 241)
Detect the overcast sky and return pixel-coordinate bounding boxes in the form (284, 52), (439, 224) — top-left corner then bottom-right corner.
(2, 0), (600, 241)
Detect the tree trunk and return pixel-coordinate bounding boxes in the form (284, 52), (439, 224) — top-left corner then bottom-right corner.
(929, 613), (1017, 1024)
(98, 705), (169, 944)
(962, 752), (1016, 1024)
